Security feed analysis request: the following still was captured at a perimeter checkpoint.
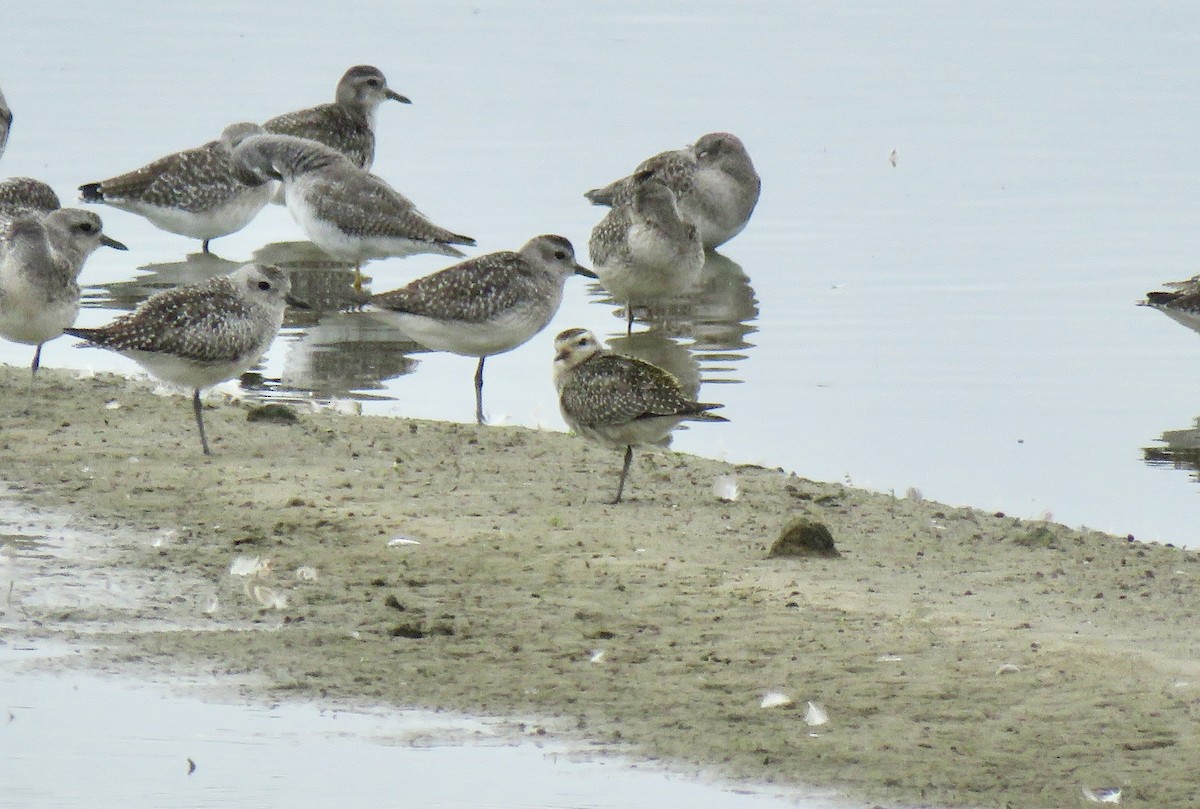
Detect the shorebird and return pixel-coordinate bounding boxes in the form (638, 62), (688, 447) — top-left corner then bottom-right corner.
(552, 327), (727, 503)
(0, 208), (127, 389)
(65, 263), (302, 455)
(585, 132), (761, 250)
(0, 86), (10, 162)
(232, 133), (474, 289)
(263, 64), (410, 171)
(79, 122), (272, 254)
(589, 173), (705, 333)
(0, 177), (61, 219)
(1141, 275), (1200, 334)
(370, 235), (596, 424)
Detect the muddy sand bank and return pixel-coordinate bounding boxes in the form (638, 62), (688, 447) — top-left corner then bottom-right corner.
(2, 365), (1197, 808)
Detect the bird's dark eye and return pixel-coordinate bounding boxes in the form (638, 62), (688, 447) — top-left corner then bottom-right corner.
(554, 250), (567, 260)
(367, 78), (381, 87)
(258, 281), (271, 291)
(78, 222), (95, 233)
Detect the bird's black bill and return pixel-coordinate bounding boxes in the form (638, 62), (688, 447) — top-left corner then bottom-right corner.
(101, 235), (129, 250)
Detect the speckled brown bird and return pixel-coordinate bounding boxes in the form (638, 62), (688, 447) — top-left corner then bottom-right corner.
(552, 327), (727, 503)
(0, 208), (126, 392)
(65, 263), (301, 454)
(0, 177), (61, 219)
(233, 133), (474, 289)
(262, 65), (410, 171)
(589, 173), (705, 333)
(79, 122), (271, 254)
(371, 235), (595, 424)
(585, 132), (761, 250)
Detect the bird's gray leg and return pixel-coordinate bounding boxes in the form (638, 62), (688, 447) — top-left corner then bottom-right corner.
(612, 445), (634, 504)
(474, 356), (487, 425)
(193, 388), (212, 455)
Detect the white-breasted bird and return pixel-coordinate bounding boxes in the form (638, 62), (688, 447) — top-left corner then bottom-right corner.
(66, 263), (303, 455)
(585, 132), (761, 250)
(552, 327), (727, 503)
(79, 122), (272, 254)
(233, 133), (474, 290)
(370, 235), (595, 424)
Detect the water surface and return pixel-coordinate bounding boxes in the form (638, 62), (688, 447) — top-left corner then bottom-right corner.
(3, 1), (1199, 545)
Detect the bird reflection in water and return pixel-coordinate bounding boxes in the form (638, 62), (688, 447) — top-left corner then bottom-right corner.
(1144, 416), (1200, 483)
(74, 244), (759, 418)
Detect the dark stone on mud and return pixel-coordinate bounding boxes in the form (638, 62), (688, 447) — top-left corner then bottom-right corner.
(768, 518), (840, 558)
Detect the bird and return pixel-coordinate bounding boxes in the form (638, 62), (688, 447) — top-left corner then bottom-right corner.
(370, 235), (596, 425)
(79, 122), (272, 254)
(232, 133), (474, 290)
(1140, 275), (1200, 334)
(0, 177), (61, 219)
(0, 86), (11, 163)
(65, 263), (301, 455)
(552, 327), (727, 503)
(584, 132), (761, 250)
(262, 64), (410, 171)
(589, 172), (705, 333)
(0, 208), (127, 389)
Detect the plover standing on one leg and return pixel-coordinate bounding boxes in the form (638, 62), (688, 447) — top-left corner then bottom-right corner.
(585, 132), (761, 250)
(233, 133), (474, 290)
(65, 263), (301, 455)
(552, 328), (727, 503)
(263, 65), (410, 171)
(79, 122), (272, 254)
(0, 209), (127, 390)
(0, 177), (61, 219)
(370, 235), (596, 425)
(589, 173), (704, 334)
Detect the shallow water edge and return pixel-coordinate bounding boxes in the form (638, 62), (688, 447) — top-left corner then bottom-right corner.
(1, 365), (1197, 808)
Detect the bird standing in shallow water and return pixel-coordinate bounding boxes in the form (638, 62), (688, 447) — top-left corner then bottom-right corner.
(552, 327), (727, 503)
(0, 208), (126, 398)
(589, 173), (705, 334)
(79, 122), (272, 254)
(585, 132), (761, 250)
(370, 235), (595, 425)
(233, 133), (474, 290)
(263, 64), (410, 171)
(65, 263), (301, 455)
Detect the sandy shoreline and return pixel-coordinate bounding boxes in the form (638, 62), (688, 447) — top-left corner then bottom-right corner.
(2, 364), (1198, 808)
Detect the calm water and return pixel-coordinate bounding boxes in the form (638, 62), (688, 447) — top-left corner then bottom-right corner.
(0, 499), (861, 809)
(3, 2), (1200, 546)
(0, 651), (849, 809)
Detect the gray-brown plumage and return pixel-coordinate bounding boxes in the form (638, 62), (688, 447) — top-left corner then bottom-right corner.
(263, 65), (410, 170)
(233, 133), (474, 289)
(589, 173), (704, 333)
(585, 132), (761, 249)
(1141, 275), (1200, 334)
(552, 327), (727, 503)
(0, 208), (126, 393)
(66, 263), (299, 454)
(79, 122), (271, 253)
(0, 177), (61, 219)
(371, 235), (595, 424)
